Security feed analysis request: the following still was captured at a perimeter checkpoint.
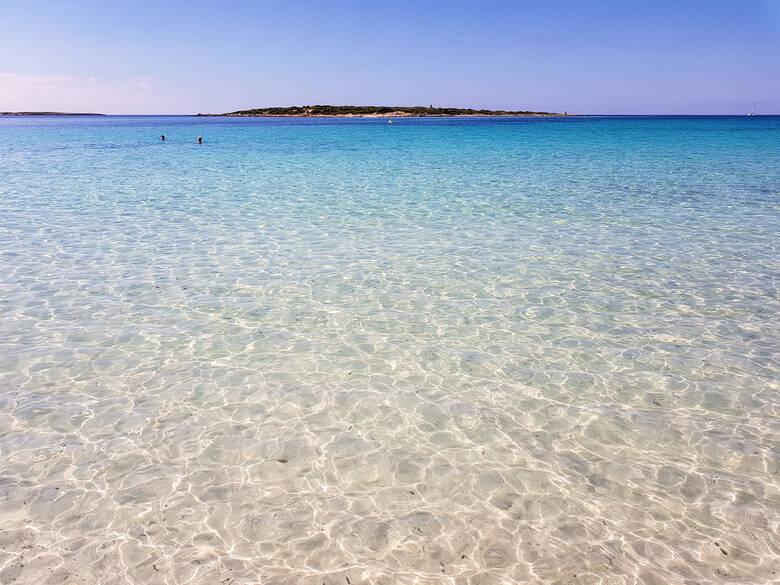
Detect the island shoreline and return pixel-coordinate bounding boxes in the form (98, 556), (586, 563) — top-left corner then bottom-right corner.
(196, 105), (572, 118)
(0, 112), (105, 116)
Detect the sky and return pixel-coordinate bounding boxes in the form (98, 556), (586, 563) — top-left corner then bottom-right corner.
(1, 0), (778, 114)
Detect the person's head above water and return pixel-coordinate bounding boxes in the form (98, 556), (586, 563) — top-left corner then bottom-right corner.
(197, 136), (202, 144)
(161, 135), (165, 141)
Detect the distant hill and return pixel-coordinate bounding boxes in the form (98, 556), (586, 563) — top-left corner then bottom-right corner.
(197, 105), (563, 117)
(0, 112), (104, 116)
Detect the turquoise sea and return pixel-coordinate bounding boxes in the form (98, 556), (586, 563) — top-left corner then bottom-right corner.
(0, 115), (778, 585)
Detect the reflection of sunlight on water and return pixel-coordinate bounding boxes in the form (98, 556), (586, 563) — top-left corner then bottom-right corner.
(0, 116), (778, 584)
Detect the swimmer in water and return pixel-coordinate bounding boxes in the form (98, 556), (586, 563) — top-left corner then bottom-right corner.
(161, 135), (165, 141)
(197, 136), (202, 144)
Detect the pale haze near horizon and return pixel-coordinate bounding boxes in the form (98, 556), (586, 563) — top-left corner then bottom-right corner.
(1, 0), (778, 115)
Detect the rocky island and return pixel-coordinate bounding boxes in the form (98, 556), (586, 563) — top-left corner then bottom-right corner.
(197, 105), (564, 117)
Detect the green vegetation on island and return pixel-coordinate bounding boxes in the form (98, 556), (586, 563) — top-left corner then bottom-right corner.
(198, 105), (563, 117)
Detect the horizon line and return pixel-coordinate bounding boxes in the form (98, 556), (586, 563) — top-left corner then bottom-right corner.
(2, 112), (779, 117)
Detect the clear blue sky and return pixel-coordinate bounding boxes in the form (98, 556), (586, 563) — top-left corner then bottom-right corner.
(1, 0), (778, 114)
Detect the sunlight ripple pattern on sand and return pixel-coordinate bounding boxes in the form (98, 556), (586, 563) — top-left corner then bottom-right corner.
(0, 115), (778, 584)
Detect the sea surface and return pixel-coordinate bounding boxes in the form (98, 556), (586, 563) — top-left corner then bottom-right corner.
(0, 115), (778, 585)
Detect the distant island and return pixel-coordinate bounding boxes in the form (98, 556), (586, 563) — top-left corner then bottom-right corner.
(197, 105), (565, 117)
(0, 112), (104, 116)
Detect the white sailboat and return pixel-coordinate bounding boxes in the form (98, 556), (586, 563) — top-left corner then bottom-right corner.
(748, 102), (756, 117)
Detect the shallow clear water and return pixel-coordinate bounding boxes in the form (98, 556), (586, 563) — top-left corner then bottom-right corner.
(0, 115), (778, 585)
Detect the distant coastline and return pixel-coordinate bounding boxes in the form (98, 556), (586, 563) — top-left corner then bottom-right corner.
(197, 105), (567, 117)
(0, 112), (105, 116)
